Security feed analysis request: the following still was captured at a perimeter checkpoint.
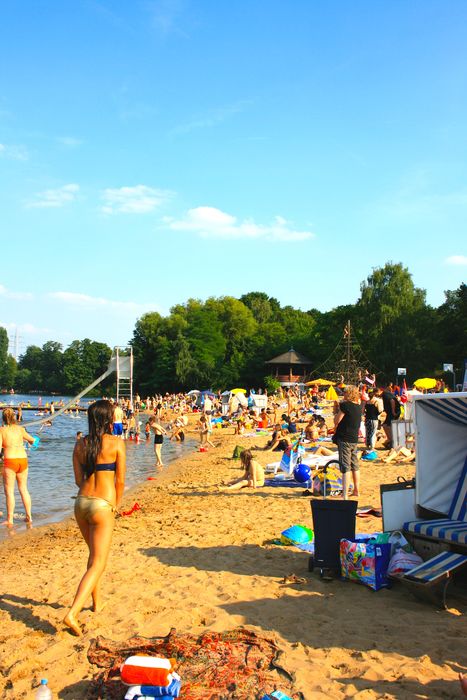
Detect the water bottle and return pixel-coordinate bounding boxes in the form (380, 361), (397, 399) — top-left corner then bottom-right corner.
(35, 678), (53, 699)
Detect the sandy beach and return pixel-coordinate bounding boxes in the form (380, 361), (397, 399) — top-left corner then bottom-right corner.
(1, 424), (466, 699)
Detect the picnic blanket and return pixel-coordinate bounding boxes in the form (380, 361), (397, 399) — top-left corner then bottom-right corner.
(87, 628), (301, 700)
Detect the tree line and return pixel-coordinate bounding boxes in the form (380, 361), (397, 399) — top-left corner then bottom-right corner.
(0, 263), (465, 395)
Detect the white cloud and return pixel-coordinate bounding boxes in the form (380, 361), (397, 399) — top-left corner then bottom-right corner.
(0, 142), (29, 161)
(101, 185), (174, 214)
(445, 255), (467, 266)
(48, 291), (160, 315)
(57, 136), (83, 148)
(27, 183), (79, 208)
(0, 284), (33, 301)
(166, 206), (314, 242)
(0, 320), (53, 336)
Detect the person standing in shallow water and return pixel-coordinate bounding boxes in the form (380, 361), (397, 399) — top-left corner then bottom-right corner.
(149, 416), (167, 467)
(0, 408), (35, 527)
(63, 400), (126, 636)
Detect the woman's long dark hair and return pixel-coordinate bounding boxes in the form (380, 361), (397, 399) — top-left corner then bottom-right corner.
(240, 449), (253, 471)
(84, 400), (114, 478)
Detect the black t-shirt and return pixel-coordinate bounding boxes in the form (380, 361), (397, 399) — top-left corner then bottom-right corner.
(334, 400), (362, 443)
(382, 391), (395, 421)
(364, 401), (380, 420)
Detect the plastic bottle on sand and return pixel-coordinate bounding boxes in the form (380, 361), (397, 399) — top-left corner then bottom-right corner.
(35, 679), (53, 699)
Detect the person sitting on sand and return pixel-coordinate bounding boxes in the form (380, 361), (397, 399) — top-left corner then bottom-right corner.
(63, 399), (126, 636)
(316, 416), (328, 437)
(265, 428), (291, 452)
(252, 410), (269, 429)
(220, 449), (265, 490)
(304, 416), (319, 441)
(0, 408), (35, 527)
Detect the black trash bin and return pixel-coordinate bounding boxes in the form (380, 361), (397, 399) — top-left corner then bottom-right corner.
(310, 499), (357, 576)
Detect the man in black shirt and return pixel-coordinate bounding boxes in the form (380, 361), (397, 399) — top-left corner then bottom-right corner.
(334, 385), (362, 499)
(380, 387), (397, 448)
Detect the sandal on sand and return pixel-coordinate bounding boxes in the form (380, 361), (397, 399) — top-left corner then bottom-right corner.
(281, 574), (307, 585)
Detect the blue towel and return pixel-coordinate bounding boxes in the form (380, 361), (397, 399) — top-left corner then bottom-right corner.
(265, 478), (311, 488)
(125, 678), (181, 699)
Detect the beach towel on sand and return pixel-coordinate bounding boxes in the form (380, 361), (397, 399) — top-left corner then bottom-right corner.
(88, 628), (302, 700)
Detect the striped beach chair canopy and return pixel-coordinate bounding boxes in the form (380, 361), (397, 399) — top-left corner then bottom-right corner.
(413, 393), (467, 517)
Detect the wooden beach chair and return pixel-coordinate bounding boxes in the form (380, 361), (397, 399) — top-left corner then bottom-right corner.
(396, 550), (467, 609)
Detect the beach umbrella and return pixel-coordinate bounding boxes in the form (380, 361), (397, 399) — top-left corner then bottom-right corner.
(187, 389), (200, 395)
(325, 385), (339, 401)
(231, 388), (247, 394)
(305, 378), (336, 386)
(414, 378), (437, 390)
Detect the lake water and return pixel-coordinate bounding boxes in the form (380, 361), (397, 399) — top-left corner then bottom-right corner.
(0, 395), (196, 539)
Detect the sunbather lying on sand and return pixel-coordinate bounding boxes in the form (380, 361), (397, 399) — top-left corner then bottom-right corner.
(383, 446), (416, 463)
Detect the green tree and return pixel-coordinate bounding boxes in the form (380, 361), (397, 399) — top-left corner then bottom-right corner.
(436, 283), (467, 382)
(357, 262), (434, 381)
(0, 327), (15, 388)
(240, 292), (280, 324)
(41, 341), (64, 392)
(174, 332), (194, 387)
(62, 339), (112, 394)
(18, 345), (44, 390)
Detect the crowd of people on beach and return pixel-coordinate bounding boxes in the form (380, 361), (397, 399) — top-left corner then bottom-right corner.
(0, 377), (457, 641)
(0, 379), (427, 531)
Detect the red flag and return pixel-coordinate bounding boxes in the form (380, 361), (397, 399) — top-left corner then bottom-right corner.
(401, 378), (408, 403)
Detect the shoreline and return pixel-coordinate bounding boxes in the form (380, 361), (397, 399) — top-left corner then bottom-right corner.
(1, 426), (466, 699)
(0, 418), (198, 540)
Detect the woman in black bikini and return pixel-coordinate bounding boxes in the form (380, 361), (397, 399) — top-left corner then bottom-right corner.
(149, 416), (167, 467)
(63, 400), (126, 636)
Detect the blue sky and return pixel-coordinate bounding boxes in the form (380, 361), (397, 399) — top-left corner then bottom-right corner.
(1, 0), (466, 355)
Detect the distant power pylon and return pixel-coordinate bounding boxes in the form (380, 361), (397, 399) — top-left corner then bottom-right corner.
(8, 327), (23, 361)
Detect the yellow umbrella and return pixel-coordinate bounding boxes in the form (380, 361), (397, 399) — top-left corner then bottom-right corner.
(325, 385), (339, 401)
(414, 378), (437, 390)
(305, 378), (336, 386)
(231, 388), (247, 394)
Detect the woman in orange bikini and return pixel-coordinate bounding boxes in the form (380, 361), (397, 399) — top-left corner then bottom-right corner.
(0, 408), (35, 527)
(63, 399), (126, 636)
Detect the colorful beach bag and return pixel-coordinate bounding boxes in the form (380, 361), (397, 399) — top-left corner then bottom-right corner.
(340, 536), (391, 591)
(312, 465), (342, 496)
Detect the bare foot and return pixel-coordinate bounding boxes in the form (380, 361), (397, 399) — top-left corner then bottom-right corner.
(92, 600), (107, 614)
(1, 520), (14, 528)
(63, 612), (82, 636)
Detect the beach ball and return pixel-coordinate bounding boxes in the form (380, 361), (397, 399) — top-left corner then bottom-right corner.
(293, 463), (312, 483)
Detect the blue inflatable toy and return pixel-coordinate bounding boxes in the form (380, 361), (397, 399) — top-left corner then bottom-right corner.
(293, 463), (312, 483)
(29, 435), (40, 451)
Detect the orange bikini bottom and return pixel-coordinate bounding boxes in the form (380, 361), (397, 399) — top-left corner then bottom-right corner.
(3, 458), (28, 474)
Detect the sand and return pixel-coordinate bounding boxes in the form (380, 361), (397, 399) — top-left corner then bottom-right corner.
(0, 425), (466, 699)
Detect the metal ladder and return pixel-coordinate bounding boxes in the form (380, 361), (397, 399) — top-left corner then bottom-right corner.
(115, 346), (133, 408)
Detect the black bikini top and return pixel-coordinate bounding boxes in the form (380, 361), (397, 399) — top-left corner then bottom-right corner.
(94, 462), (117, 472)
